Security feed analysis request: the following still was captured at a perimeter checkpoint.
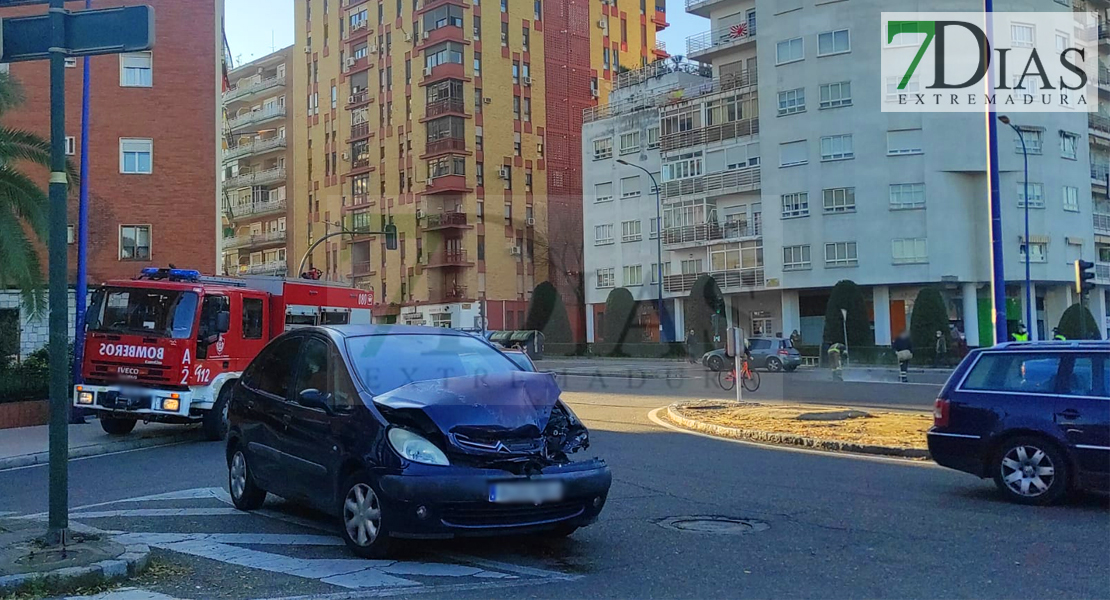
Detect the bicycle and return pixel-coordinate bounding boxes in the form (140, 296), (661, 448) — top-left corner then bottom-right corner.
(718, 357), (760, 393)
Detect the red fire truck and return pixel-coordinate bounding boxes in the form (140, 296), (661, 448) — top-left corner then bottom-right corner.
(73, 268), (374, 440)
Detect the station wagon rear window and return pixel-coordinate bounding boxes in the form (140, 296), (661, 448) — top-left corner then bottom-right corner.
(961, 353), (1061, 394)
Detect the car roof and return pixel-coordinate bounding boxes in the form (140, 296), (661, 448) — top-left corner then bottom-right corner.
(988, 341), (1109, 351)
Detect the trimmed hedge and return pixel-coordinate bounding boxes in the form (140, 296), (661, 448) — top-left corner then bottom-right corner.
(544, 342), (687, 359)
(0, 347), (50, 404)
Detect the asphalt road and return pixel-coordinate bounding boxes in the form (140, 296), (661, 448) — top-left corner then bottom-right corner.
(1, 378), (1106, 599)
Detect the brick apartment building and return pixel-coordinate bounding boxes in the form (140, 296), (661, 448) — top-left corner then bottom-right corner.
(292, 0), (665, 332)
(0, 0), (225, 356)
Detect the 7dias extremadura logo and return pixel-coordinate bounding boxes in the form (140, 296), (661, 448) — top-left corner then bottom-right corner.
(881, 12), (1098, 113)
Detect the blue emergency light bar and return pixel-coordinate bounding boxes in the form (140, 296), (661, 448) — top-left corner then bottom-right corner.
(139, 268), (202, 282)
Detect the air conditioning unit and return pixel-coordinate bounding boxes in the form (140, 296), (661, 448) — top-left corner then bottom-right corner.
(597, 19), (607, 29)
(416, 208), (424, 218)
(423, 67), (433, 77)
(426, 178), (435, 186)
(342, 152), (350, 161)
(303, 46), (312, 54)
(590, 87), (599, 99)
(483, 97), (492, 104)
(498, 166), (510, 179)
(348, 95), (356, 103)
(526, 217), (535, 226)
(345, 57), (357, 67)
(367, 44), (378, 53)
(422, 31), (431, 40)
(536, 143), (544, 154)
(523, 77), (532, 86)
(405, 33), (413, 41)
(509, 246), (522, 256)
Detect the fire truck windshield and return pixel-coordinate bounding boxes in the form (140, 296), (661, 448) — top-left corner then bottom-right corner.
(86, 288), (199, 339)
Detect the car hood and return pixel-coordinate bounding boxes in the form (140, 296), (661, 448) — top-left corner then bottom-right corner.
(372, 371), (561, 437)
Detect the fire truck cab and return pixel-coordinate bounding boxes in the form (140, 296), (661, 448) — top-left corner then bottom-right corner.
(74, 268), (374, 440)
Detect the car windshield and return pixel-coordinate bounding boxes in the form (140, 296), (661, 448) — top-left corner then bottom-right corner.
(345, 333), (520, 394)
(86, 288), (198, 339)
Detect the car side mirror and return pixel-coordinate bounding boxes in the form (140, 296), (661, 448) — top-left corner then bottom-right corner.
(215, 310), (231, 334)
(298, 388), (333, 413)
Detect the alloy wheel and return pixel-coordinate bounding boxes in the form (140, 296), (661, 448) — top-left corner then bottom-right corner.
(1000, 445), (1056, 498)
(230, 451), (247, 500)
(343, 483), (382, 547)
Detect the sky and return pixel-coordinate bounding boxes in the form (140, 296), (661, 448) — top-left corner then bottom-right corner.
(224, 0), (704, 68)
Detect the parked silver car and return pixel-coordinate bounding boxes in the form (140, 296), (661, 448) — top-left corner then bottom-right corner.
(702, 337), (802, 372)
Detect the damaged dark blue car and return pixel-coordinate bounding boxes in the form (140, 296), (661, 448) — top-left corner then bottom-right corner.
(225, 325), (611, 558)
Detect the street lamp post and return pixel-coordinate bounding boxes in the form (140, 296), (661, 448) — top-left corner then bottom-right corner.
(984, 0), (1009, 345)
(616, 159), (668, 342)
(840, 308), (848, 367)
(999, 115), (1033, 338)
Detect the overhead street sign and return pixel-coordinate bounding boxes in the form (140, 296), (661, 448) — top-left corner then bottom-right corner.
(0, 4), (154, 62)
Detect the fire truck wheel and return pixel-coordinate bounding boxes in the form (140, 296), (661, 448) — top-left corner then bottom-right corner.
(203, 386), (232, 442)
(100, 416), (137, 435)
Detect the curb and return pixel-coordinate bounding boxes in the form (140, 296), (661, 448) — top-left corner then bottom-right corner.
(664, 403), (931, 460)
(0, 429), (202, 471)
(547, 368), (704, 380)
(0, 540), (150, 594)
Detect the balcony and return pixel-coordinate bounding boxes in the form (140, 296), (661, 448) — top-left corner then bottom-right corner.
(663, 267), (765, 294)
(224, 75), (286, 103)
(228, 106), (286, 131)
(1095, 212), (1110, 233)
(424, 137), (468, 157)
(652, 6), (667, 29)
(662, 221), (761, 248)
(660, 118), (759, 152)
(346, 89), (373, 108)
(687, 23), (756, 62)
(430, 284), (468, 302)
(343, 194), (375, 212)
(1097, 263), (1110, 283)
(351, 261), (376, 277)
(225, 167), (287, 189)
(349, 157), (373, 175)
(1094, 163), (1109, 186)
(684, 0), (731, 18)
(350, 122), (372, 141)
(424, 211), (470, 230)
(424, 98), (467, 119)
(426, 249), (472, 268)
(1090, 114), (1110, 139)
(661, 166), (761, 202)
(423, 174), (471, 195)
(224, 136), (287, 162)
(224, 230), (287, 250)
(422, 62), (467, 86)
(653, 39), (669, 59)
(343, 55), (372, 75)
(230, 199), (287, 220)
(347, 19), (372, 41)
(238, 260), (287, 276)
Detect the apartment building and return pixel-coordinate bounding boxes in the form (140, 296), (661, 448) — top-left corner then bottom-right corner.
(583, 0), (1110, 345)
(292, 0), (663, 330)
(0, 0), (224, 356)
(222, 48), (295, 277)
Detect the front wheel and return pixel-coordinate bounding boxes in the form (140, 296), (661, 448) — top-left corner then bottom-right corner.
(339, 472), (391, 558)
(992, 436), (1068, 505)
(229, 448), (267, 510)
(707, 355), (725, 372)
(742, 368), (761, 393)
(100, 417), (137, 435)
(203, 385), (232, 441)
(717, 369), (735, 391)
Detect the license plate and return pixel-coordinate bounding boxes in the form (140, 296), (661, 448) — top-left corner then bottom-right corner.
(489, 481), (564, 504)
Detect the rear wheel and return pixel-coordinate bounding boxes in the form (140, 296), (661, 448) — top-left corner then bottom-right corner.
(100, 417), (137, 435)
(766, 357), (783, 372)
(717, 369), (735, 391)
(707, 355), (725, 372)
(339, 472), (391, 558)
(992, 436), (1069, 505)
(229, 447), (267, 510)
(203, 385), (232, 441)
(742, 368), (761, 393)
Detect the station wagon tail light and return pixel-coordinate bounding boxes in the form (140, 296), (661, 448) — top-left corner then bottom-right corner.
(933, 399), (950, 428)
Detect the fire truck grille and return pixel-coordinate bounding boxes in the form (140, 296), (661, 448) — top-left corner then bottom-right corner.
(89, 360), (176, 385)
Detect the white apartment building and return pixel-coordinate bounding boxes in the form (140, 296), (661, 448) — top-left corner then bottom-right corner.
(583, 0), (1110, 346)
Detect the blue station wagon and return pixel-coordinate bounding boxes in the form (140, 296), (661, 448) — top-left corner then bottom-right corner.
(928, 341), (1109, 505)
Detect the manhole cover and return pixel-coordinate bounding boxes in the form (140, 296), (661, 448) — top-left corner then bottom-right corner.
(656, 516), (769, 534)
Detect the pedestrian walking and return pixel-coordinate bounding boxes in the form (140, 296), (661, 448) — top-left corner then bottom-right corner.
(827, 342), (846, 381)
(789, 329), (802, 349)
(893, 330), (913, 383)
(1053, 327), (1067, 341)
(934, 330), (948, 368)
(685, 328), (699, 364)
(1012, 323), (1029, 342)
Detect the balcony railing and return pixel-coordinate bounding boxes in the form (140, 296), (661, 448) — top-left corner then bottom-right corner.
(424, 211), (469, 229)
(660, 117), (759, 152)
(1093, 163), (1109, 185)
(654, 39), (667, 53)
(1096, 262), (1110, 283)
(425, 137), (467, 155)
(427, 249), (470, 267)
(225, 167), (287, 188)
(350, 122), (371, 139)
(350, 157), (372, 171)
(588, 69), (753, 123)
(1090, 113), (1110, 136)
(351, 261), (375, 277)
(224, 74), (286, 103)
(661, 166), (761, 201)
(238, 260), (287, 276)
(662, 221), (762, 247)
(687, 23), (756, 58)
(228, 106), (287, 130)
(434, 284), (468, 302)
(1101, 66), (1110, 87)
(224, 136), (287, 161)
(347, 89), (371, 106)
(664, 268), (765, 293)
(425, 97), (466, 118)
(224, 230), (287, 249)
(231, 199), (287, 219)
(1095, 212), (1110, 233)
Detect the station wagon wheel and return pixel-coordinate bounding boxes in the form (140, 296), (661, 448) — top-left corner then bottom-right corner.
(339, 472), (391, 558)
(992, 436), (1068, 506)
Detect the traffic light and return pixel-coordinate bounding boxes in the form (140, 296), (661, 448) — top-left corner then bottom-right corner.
(384, 222), (398, 250)
(1075, 259), (1095, 295)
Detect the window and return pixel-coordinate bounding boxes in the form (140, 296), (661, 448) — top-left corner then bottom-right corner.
(662, 152), (703, 180)
(781, 192), (809, 218)
(249, 337), (301, 398)
(621, 220), (642, 242)
(650, 262), (671, 284)
(513, 95), (521, 120)
(818, 29), (851, 56)
(823, 187), (855, 213)
(647, 127), (660, 149)
(1063, 185), (1079, 212)
(621, 175), (641, 198)
(1020, 241), (1048, 263)
(680, 259), (703, 275)
(602, 47), (610, 70)
(783, 245), (811, 271)
(595, 224), (614, 245)
(120, 138), (153, 174)
(889, 183), (925, 209)
(427, 155), (466, 178)
(534, 0), (542, 20)
(819, 81), (852, 108)
(242, 298), (264, 339)
(475, 87), (482, 113)
(476, 162), (484, 186)
(887, 129), (923, 155)
(120, 52), (152, 87)
(65, 136), (76, 156)
(892, 238), (928, 264)
(623, 265), (643, 286)
(825, 241), (858, 267)
(779, 140), (807, 167)
(425, 42), (464, 68)
(513, 132), (522, 156)
(119, 225), (151, 260)
(422, 4), (463, 30)
(522, 27), (530, 51)
(1015, 127), (1043, 154)
(1060, 132), (1078, 160)
(595, 181), (614, 202)
(1017, 182), (1045, 208)
(596, 268), (615, 289)
(776, 37), (803, 65)
(649, 217), (660, 239)
(523, 97), (531, 121)
(1011, 23), (1035, 48)
(820, 134), (854, 161)
(593, 137), (613, 160)
(777, 88), (805, 116)
(619, 131), (641, 154)
(502, 22), (509, 45)
(500, 0), (507, 11)
(473, 51), (482, 76)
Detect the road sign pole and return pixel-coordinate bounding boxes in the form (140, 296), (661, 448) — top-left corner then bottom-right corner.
(46, 0), (70, 545)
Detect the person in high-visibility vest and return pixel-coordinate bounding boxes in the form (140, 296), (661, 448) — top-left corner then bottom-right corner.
(1053, 327), (1067, 341)
(1012, 323), (1029, 342)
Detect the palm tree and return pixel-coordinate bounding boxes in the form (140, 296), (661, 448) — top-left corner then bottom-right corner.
(0, 72), (66, 315)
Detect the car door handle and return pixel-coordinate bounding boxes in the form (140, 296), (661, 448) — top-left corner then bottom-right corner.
(246, 400), (256, 410)
(1057, 409), (1081, 421)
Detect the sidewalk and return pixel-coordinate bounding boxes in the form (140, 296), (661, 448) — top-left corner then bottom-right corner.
(0, 421), (201, 471)
(537, 356), (954, 383)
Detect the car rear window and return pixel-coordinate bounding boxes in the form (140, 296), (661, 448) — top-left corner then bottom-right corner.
(961, 353), (1061, 394)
